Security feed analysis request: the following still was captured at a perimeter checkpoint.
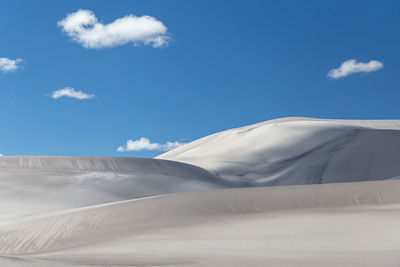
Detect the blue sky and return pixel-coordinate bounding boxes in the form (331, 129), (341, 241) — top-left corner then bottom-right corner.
(1, 0), (400, 157)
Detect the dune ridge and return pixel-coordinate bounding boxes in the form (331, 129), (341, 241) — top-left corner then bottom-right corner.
(0, 156), (208, 173)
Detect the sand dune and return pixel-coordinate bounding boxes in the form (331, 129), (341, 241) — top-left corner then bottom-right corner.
(2, 118), (400, 266)
(158, 117), (400, 185)
(1, 180), (400, 266)
(0, 156), (225, 222)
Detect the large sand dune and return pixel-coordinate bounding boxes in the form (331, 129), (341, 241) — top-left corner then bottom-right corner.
(158, 117), (400, 185)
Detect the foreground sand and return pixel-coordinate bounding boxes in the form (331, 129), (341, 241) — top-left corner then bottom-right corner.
(1, 179), (400, 266)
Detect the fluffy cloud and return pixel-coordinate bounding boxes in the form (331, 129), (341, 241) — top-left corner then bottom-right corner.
(51, 87), (95, 100)
(57, 9), (169, 49)
(327, 59), (383, 79)
(117, 137), (185, 152)
(0, 58), (23, 73)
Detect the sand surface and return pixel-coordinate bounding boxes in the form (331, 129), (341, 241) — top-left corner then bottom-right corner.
(1, 180), (400, 266)
(158, 117), (400, 185)
(0, 156), (225, 222)
(1, 118), (400, 266)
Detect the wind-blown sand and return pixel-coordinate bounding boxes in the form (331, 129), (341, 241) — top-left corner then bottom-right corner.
(1, 118), (400, 266)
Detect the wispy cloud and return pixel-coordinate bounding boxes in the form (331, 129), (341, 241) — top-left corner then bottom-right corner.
(0, 58), (23, 73)
(327, 59), (383, 79)
(117, 137), (185, 152)
(58, 9), (170, 49)
(51, 87), (95, 100)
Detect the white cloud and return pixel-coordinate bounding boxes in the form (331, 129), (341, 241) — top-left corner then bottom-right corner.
(51, 87), (95, 100)
(57, 9), (169, 49)
(0, 58), (23, 73)
(117, 137), (185, 152)
(327, 59), (383, 79)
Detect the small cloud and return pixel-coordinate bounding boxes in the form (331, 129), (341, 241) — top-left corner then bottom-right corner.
(117, 137), (185, 152)
(51, 87), (95, 100)
(0, 58), (23, 73)
(327, 59), (383, 79)
(58, 9), (170, 49)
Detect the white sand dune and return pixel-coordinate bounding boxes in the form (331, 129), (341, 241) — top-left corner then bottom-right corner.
(158, 117), (400, 186)
(1, 180), (400, 266)
(0, 156), (225, 222)
(2, 118), (400, 266)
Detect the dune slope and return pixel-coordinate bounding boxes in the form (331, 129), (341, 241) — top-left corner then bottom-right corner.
(0, 156), (224, 222)
(1, 180), (400, 266)
(157, 117), (400, 186)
